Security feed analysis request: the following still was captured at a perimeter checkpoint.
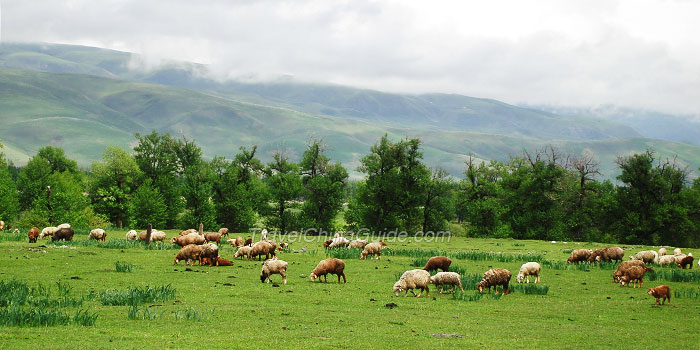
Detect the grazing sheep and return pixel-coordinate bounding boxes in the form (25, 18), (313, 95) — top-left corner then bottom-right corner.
(477, 269), (512, 295)
(199, 243), (219, 266)
(323, 240), (333, 248)
(264, 240), (278, 253)
(170, 232), (206, 246)
(648, 285), (670, 305)
(0, 220), (3, 231)
(328, 236), (350, 248)
(423, 256), (452, 273)
(89, 228), (107, 241)
(57, 223), (71, 230)
(260, 259), (288, 284)
(40, 226), (58, 239)
(203, 232), (222, 244)
(620, 266), (647, 288)
(148, 230), (166, 242)
(174, 244), (203, 265)
(234, 237), (244, 247)
(673, 248), (682, 256)
(52, 227), (74, 242)
(590, 247), (624, 262)
(630, 250), (659, 264)
(658, 247), (667, 256)
(218, 227), (229, 237)
(430, 272), (464, 294)
(28, 227), (40, 243)
(234, 246), (253, 259)
(360, 241), (387, 260)
(278, 242), (289, 251)
(658, 255), (676, 267)
(516, 262), (541, 284)
(125, 230), (138, 240)
(348, 239), (368, 249)
(244, 238), (253, 247)
(673, 254), (688, 264)
(393, 269), (431, 298)
(310, 258), (346, 283)
(179, 229), (197, 236)
(249, 241), (275, 260)
(567, 249), (592, 263)
(260, 229), (268, 241)
(613, 260), (646, 282)
(678, 255), (694, 269)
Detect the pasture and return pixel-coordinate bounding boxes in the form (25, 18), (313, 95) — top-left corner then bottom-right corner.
(0, 231), (699, 349)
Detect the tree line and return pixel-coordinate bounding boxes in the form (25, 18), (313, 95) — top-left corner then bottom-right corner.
(0, 133), (698, 247)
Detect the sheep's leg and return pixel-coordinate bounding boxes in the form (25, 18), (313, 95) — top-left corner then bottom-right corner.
(281, 271), (287, 285)
(449, 285), (455, 294)
(342, 273), (347, 283)
(536, 274), (540, 283)
(526, 276), (530, 284)
(416, 288), (423, 298)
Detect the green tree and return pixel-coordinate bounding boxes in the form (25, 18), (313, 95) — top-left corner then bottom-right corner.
(421, 168), (455, 233)
(36, 146), (78, 174)
(128, 179), (168, 229)
(299, 140), (348, 230)
(265, 152), (303, 234)
(456, 157), (506, 237)
(89, 147), (142, 228)
(181, 162), (217, 230)
(0, 143), (19, 221)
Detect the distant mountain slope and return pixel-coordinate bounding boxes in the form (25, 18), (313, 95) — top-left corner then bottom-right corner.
(0, 43), (641, 141)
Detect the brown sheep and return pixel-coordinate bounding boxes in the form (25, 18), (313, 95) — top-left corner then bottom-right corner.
(0, 220), (4, 231)
(678, 255), (694, 269)
(567, 249), (592, 263)
(215, 257), (233, 266)
(174, 244), (203, 265)
(613, 260), (646, 282)
(28, 227), (40, 243)
(477, 268), (511, 295)
(264, 240), (278, 253)
(323, 239), (333, 248)
(52, 227), (74, 242)
(249, 241), (275, 260)
(310, 258), (346, 283)
(235, 237), (243, 247)
(620, 266), (647, 288)
(218, 227), (229, 237)
(360, 241), (387, 260)
(278, 242), (289, 251)
(199, 243), (219, 266)
(648, 285), (670, 305)
(244, 238), (253, 247)
(203, 232), (222, 244)
(170, 233), (206, 247)
(423, 256), (452, 272)
(179, 229), (197, 236)
(589, 247), (624, 262)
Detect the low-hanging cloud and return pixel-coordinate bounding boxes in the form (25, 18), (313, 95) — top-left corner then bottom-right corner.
(2, 0), (699, 115)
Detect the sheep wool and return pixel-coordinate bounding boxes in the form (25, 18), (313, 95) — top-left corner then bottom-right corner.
(393, 269), (431, 298)
(200, 243), (219, 266)
(567, 249), (592, 263)
(40, 226), (58, 239)
(673, 248), (682, 256)
(613, 260), (646, 282)
(360, 241), (387, 260)
(234, 246), (252, 259)
(125, 230), (138, 241)
(328, 236), (350, 248)
(89, 228), (107, 241)
(477, 269), (511, 295)
(631, 250), (658, 264)
(430, 272), (464, 294)
(348, 239), (368, 249)
(516, 262), (541, 284)
(658, 247), (667, 256)
(310, 258), (346, 283)
(174, 244), (203, 265)
(658, 255), (676, 267)
(261, 259), (288, 284)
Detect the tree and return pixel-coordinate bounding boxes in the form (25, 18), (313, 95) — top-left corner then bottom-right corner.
(89, 147), (142, 228)
(265, 152), (303, 234)
(456, 157), (505, 237)
(36, 146), (78, 174)
(0, 144), (19, 221)
(181, 162), (217, 230)
(421, 168), (455, 233)
(299, 139), (348, 231)
(128, 179), (167, 229)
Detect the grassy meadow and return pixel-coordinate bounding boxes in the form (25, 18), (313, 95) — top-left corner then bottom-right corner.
(0, 230), (699, 349)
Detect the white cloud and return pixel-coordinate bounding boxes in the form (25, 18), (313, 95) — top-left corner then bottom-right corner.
(2, 0), (699, 114)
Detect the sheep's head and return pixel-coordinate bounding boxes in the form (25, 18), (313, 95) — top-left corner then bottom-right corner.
(260, 273), (267, 283)
(619, 276), (629, 286)
(393, 281), (405, 296)
(476, 281), (486, 293)
(647, 288), (654, 295)
(310, 272), (317, 282)
(516, 273), (524, 283)
(379, 241), (387, 246)
(173, 258), (179, 265)
(170, 237), (178, 244)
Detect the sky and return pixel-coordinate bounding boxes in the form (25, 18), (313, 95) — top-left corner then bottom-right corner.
(2, 0), (699, 115)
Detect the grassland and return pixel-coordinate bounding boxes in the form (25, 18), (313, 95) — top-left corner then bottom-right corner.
(1, 230), (698, 349)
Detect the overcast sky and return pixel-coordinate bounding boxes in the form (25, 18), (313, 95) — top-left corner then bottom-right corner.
(2, 0), (699, 115)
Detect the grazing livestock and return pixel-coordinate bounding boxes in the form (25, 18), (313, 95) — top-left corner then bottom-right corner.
(218, 228), (229, 237)
(348, 239), (368, 249)
(310, 258), (346, 283)
(199, 243), (219, 266)
(620, 266), (647, 288)
(648, 285), (670, 305)
(393, 269), (431, 298)
(170, 233), (206, 247)
(678, 255), (694, 269)
(52, 227), (74, 242)
(125, 230), (138, 240)
(89, 228), (107, 241)
(430, 272), (464, 294)
(28, 227), (40, 243)
(673, 248), (682, 256)
(179, 229), (197, 236)
(516, 262), (541, 284)
(630, 250), (658, 264)
(233, 246), (252, 260)
(422, 256), (452, 273)
(249, 241), (275, 261)
(613, 260), (646, 282)
(658, 247), (667, 256)
(658, 255), (677, 267)
(261, 259), (288, 284)
(0, 220), (3, 231)
(244, 238), (253, 247)
(328, 236), (350, 248)
(40, 227), (58, 239)
(477, 269), (511, 295)
(567, 249), (592, 263)
(174, 244), (203, 265)
(360, 241), (387, 260)
(589, 247), (624, 262)
(203, 232), (222, 244)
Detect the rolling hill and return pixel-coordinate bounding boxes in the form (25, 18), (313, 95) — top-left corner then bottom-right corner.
(1, 43), (699, 179)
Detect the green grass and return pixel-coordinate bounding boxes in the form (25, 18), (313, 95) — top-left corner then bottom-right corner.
(1, 231), (698, 348)
(114, 261), (138, 273)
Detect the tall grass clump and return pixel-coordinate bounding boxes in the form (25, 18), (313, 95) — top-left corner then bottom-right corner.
(174, 307), (212, 321)
(509, 284), (549, 295)
(0, 233), (26, 242)
(56, 239), (178, 250)
(646, 270), (700, 283)
(127, 306), (163, 320)
(460, 273), (483, 290)
(100, 285), (176, 306)
(115, 261), (138, 273)
(384, 248), (544, 263)
(325, 247), (362, 259)
(541, 260), (618, 271)
(0, 306), (96, 327)
(451, 290), (502, 302)
(672, 287), (700, 299)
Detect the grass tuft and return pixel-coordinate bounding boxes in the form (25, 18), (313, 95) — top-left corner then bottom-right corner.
(100, 285), (176, 306)
(509, 283), (549, 295)
(115, 261), (138, 273)
(646, 270), (700, 283)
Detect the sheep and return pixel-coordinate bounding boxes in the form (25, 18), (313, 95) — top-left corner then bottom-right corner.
(278, 242), (289, 251)
(234, 237), (243, 247)
(658, 255), (677, 267)
(673, 253), (688, 264)
(658, 247), (667, 256)
(430, 272), (464, 294)
(52, 227), (74, 241)
(422, 256), (452, 273)
(249, 241), (275, 260)
(567, 249), (592, 263)
(199, 243), (219, 266)
(234, 246), (253, 259)
(589, 247), (624, 262)
(203, 231), (222, 244)
(28, 227), (40, 243)
(0, 220), (3, 231)
(264, 240), (278, 253)
(328, 236), (350, 248)
(677, 255), (694, 269)
(516, 262), (541, 284)
(620, 266), (647, 288)
(125, 230), (137, 240)
(244, 238), (253, 247)
(170, 232), (206, 247)
(477, 268), (512, 295)
(148, 230), (167, 242)
(310, 258), (346, 283)
(348, 239), (368, 249)
(260, 229), (268, 241)
(203, 256), (233, 266)
(673, 248), (682, 256)
(260, 259), (288, 284)
(89, 228), (107, 241)
(360, 241), (387, 260)
(648, 285), (670, 305)
(613, 260), (646, 282)
(218, 227), (229, 237)
(323, 240), (333, 248)
(174, 244), (203, 265)
(393, 269), (431, 298)
(179, 229), (197, 236)
(40, 226), (58, 239)
(630, 250), (659, 264)
(57, 223), (71, 230)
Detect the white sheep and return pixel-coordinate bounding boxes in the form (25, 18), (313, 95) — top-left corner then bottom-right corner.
(673, 248), (682, 256)
(234, 246), (252, 259)
(393, 269), (431, 298)
(328, 236), (350, 248)
(430, 272), (464, 294)
(658, 255), (677, 267)
(674, 254), (688, 264)
(348, 239), (368, 249)
(40, 226), (58, 239)
(0, 220), (4, 231)
(630, 250), (659, 264)
(516, 262), (541, 283)
(125, 230), (138, 240)
(89, 228), (106, 241)
(658, 247), (667, 256)
(360, 241), (387, 260)
(57, 223), (71, 230)
(149, 230), (167, 242)
(260, 259), (288, 284)
(260, 228), (268, 241)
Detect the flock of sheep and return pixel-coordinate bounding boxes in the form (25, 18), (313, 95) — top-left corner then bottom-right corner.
(6, 222), (697, 303)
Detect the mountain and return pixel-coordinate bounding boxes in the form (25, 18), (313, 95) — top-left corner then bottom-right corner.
(1, 42), (699, 179)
